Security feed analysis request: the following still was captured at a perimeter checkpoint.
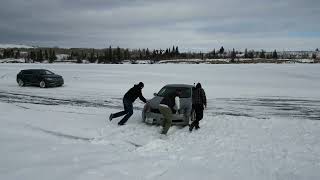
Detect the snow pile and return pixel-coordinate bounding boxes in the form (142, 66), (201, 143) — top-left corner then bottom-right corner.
(0, 44), (34, 49)
(0, 58), (26, 63)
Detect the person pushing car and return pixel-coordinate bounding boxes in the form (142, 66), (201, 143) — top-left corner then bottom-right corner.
(109, 82), (147, 126)
(158, 89), (181, 135)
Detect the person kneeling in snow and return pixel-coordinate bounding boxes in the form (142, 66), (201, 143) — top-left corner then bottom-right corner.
(109, 82), (147, 126)
(158, 89), (181, 135)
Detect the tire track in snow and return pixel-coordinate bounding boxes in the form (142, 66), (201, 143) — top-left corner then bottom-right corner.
(1, 90), (319, 120)
(25, 124), (94, 142)
(0, 91), (142, 110)
(210, 97), (320, 120)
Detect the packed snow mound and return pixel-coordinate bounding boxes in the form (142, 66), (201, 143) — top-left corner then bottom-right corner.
(0, 43), (34, 49)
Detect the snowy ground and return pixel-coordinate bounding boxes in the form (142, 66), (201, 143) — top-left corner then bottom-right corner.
(0, 44), (34, 49)
(1, 64), (320, 180)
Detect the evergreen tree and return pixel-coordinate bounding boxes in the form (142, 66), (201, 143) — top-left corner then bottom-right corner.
(160, 49), (164, 55)
(152, 50), (156, 57)
(37, 50), (43, 62)
(78, 51), (85, 63)
(172, 46), (175, 56)
(67, 51), (73, 60)
(219, 46), (224, 54)
(89, 49), (96, 63)
(165, 49), (169, 58)
(212, 49), (216, 59)
(49, 49), (57, 63)
(76, 54), (82, 63)
(272, 49), (278, 59)
(108, 46), (113, 63)
(123, 49), (128, 60)
(312, 53), (317, 59)
(53, 50), (57, 60)
(14, 50), (20, 59)
(244, 48), (248, 58)
(247, 50), (254, 59)
(116, 46), (121, 62)
(142, 49), (146, 59)
(2, 49), (7, 58)
(127, 49), (131, 59)
(5, 49), (14, 58)
(230, 48), (236, 63)
(49, 50), (54, 63)
(146, 48), (150, 59)
(44, 50), (49, 60)
(30, 51), (36, 61)
(316, 48), (319, 52)
(103, 49), (108, 63)
(138, 49), (142, 60)
(98, 53), (104, 64)
(9, 49), (13, 58)
(200, 52), (204, 60)
(175, 46), (179, 56)
(259, 50), (266, 59)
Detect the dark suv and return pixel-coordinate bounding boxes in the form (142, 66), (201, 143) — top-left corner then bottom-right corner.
(17, 69), (64, 88)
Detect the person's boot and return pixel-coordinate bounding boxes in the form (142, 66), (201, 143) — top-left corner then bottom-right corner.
(109, 113), (113, 121)
(189, 123), (194, 132)
(118, 122), (125, 126)
(195, 123), (200, 130)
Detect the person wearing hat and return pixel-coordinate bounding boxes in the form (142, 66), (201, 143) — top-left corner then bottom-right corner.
(109, 82), (147, 126)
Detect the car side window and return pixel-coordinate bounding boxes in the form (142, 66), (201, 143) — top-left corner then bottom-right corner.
(158, 87), (191, 98)
(24, 70), (33, 75)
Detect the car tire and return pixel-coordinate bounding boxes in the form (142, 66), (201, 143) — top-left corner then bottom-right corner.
(18, 79), (24, 87)
(39, 80), (46, 88)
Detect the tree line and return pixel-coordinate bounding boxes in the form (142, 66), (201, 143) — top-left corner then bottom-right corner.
(0, 46), (319, 63)
(0, 48), (57, 63)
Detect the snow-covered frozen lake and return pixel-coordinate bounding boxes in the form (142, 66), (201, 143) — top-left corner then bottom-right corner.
(1, 64), (320, 180)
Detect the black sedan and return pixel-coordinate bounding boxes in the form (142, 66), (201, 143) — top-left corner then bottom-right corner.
(16, 69), (64, 88)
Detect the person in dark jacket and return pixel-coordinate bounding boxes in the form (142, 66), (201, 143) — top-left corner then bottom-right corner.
(109, 82), (147, 125)
(189, 83), (207, 131)
(158, 89), (181, 135)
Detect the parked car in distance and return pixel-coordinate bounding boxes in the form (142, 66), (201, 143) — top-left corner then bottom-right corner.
(16, 69), (64, 88)
(142, 84), (195, 126)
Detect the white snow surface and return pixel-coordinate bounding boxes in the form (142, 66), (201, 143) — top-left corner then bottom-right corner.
(0, 64), (320, 180)
(0, 44), (34, 49)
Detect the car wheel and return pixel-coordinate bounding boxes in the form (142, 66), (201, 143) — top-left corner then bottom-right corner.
(18, 79), (24, 87)
(39, 81), (46, 88)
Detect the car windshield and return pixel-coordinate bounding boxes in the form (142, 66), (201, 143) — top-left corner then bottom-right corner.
(157, 87), (191, 98)
(40, 70), (54, 75)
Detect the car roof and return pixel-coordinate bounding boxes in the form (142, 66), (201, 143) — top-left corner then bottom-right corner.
(22, 69), (47, 72)
(164, 84), (194, 88)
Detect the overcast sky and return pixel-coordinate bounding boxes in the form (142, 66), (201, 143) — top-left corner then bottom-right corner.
(1, 0), (319, 51)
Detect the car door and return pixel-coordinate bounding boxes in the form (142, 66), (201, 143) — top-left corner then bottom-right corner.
(23, 70), (33, 84)
(31, 70), (41, 85)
